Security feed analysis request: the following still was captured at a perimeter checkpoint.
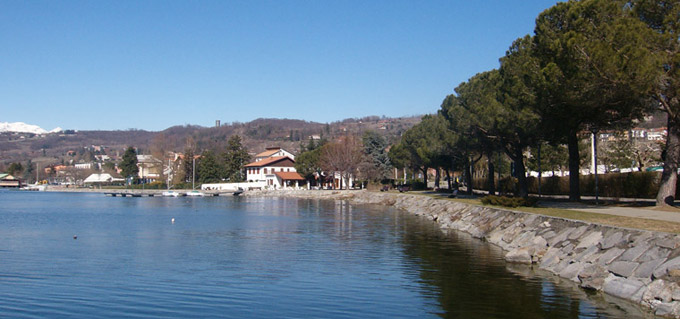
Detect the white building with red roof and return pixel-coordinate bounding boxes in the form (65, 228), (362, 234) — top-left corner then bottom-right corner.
(245, 153), (305, 189)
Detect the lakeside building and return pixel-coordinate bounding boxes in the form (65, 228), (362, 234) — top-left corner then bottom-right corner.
(83, 173), (125, 186)
(245, 156), (304, 189)
(201, 148), (304, 191)
(137, 155), (163, 183)
(0, 174), (21, 188)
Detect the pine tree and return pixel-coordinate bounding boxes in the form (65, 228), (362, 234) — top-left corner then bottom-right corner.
(222, 135), (250, 182)
(120, 146), (139, 182)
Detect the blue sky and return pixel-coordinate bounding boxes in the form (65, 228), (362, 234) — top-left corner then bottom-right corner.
(1, 0), (558, 131)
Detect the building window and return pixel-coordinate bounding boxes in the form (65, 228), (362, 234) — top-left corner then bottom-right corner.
(264, 168), (268, 174)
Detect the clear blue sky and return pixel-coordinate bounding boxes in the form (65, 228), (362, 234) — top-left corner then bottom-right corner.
(1, 0), (558, 131)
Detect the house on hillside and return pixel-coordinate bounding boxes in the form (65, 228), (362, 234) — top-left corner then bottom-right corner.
(0, 174), (21, 188)
(137, 155), (163, 183)
(254, 147), (296, 162)
(245, 156), (304, 189)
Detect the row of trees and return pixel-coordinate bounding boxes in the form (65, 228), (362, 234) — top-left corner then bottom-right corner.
(391, 0), (679, 206)
(181, 135), (251, 184)
(117, 135), (250, 186)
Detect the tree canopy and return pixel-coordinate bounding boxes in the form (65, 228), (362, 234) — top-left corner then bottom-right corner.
(120, 146), (139, 181)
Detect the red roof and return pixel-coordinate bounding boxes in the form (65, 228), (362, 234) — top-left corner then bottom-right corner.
(274, 172), (305, 180)
(244, 156), (293, 167)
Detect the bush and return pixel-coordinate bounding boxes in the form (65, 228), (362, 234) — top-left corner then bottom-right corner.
(481, 195), (538, 208)
(406, 179), (427, 190)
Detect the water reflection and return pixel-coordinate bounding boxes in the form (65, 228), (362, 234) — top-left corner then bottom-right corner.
(395, 207), (654, 319)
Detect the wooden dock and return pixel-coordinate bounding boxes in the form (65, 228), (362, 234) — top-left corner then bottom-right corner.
(104, 190), (241, 197)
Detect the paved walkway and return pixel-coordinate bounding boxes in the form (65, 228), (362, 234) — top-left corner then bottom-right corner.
(429, 190), (680, 224)
(537, 200), (680, 223)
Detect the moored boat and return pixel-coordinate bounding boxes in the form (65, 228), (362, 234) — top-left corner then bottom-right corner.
(186, 190), (205, 197)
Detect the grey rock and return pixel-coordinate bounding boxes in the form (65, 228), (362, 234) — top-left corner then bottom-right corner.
(659, 237), (680, 250)
(640, 246), (671, 263)
(549, 227), (575, 247)
(511, 231), (536, 248)
(487, 230), (505, 246)
(643, 279), (673, 304)
(654, 256), (680, 279)
(505, 247), (532, 264)
(603, 275), (646, 302)
(569, 225), (589, 240)
(578, 263), (608, 290)
(655, 301), (680, 317)
(574, 245), (600, 261)
(634, 258), (667, 280)
(576, 231), (603, 250)
(608, 261), (639, 278)
(620, 243), (651, 262)
(532, 236), (547, 247)
(539, 254), (561, 271)
(540, 230), (557, 240)
(562, 243), (575, 256)
(553, 259), (571, 274)
(672, 283), (680, 301)
(560, 261), (585, 282)
(600, 231), (625, 250)
(597, 247), (625, 265)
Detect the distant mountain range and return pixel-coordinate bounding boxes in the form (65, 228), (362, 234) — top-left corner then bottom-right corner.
(0, 116), (422, 166)
(0, 122), (62, 135)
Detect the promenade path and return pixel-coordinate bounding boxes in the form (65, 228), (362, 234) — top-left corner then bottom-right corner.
(538, 200), (680, 223)
(431, 189), (680, 224)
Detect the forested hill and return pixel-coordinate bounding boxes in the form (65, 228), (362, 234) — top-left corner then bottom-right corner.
(0, 115), (421, 165)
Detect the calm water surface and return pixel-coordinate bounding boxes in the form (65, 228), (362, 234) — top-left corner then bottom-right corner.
(0, 191), (654, 318)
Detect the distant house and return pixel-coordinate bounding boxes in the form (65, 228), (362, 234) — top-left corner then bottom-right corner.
(254, 147), (296, 162)
(137, 155), (163, 183)
(245, 156), (304, 189)
(74, 163), (94, 170)
(648, 128), (667, 141)
(0, 174), (21, 188)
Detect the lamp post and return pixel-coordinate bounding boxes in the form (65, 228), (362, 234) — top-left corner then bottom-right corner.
(538, 143), (542, 198)
(591, 127), (600, 205)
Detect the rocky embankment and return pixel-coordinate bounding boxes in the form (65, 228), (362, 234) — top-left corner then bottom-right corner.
(246, 189), (680, 317)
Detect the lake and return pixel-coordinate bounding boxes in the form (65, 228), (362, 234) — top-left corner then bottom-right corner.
(0, 191), (654, 318)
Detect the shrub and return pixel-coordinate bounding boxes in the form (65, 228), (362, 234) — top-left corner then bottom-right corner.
(481, 195), (538, 208)
(406, 179), (427, 190)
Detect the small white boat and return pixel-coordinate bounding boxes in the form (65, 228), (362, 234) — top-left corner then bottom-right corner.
(162, 191), (183, 197)
(186, 190), (205, 197)
(21, 184), (47, 191)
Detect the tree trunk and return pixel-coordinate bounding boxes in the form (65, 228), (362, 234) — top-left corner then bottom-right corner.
(446, 168), (452, 190)
(515, 147), (528, 198)
(422, 166), (429, 189)
(434, 169), (440, 190)
(487, 153), (495, 196)
(567, 131), (581, 201)
(657, 117), (680, 206)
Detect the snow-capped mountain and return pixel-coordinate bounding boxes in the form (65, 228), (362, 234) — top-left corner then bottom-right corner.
(0, 122), (61, 134)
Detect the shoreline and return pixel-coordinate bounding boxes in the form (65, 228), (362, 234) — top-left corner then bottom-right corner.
(244, 189), (680, 318)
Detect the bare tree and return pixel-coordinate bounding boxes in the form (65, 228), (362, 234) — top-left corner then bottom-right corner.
(319, 135), (364, 189)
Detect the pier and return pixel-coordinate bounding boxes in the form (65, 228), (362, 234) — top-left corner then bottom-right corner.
(104, 190), (241, 197)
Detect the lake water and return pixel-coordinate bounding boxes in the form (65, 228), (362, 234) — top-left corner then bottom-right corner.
(0, 191), (654, 318)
